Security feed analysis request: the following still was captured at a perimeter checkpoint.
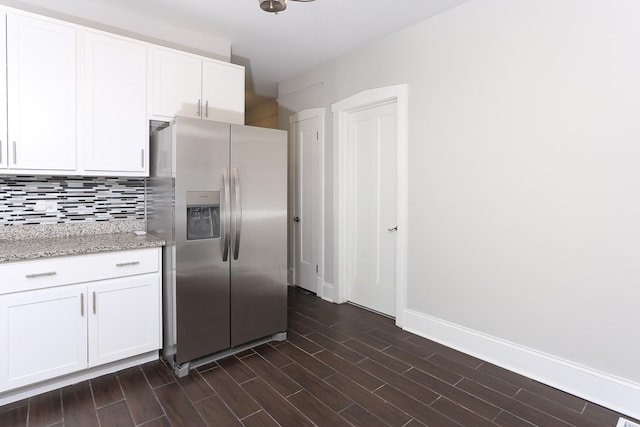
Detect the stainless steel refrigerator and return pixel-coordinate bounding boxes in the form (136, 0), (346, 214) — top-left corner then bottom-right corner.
(148, 116), (287, 376)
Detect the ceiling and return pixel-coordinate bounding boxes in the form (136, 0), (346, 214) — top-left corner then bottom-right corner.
(3, 0), (470, 105)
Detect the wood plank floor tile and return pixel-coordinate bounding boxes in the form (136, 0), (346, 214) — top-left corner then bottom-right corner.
(194, 394), (243, 426)
(288, 329), (324, 354)
(242, 377), (314, 426)
(288, 389), (353, 427)
(514, 389), (608, 427)
(200, 366), (261, 419)
(384, 345), (463, 385)
(404, 367), (502, 421)
(253, 343), (294, 368)
(307, 332), (366, 364)
(240, 410), (279, 427)
(61, 381), (99, 427)
(281, 362), (353, 412)
(457, 378), (573, 426)
(153, 382), (206, 427)
(477, 361), (587, 413)
(218, 354), (257, 383)
(176, 369), (215, 403)
(493, 410), (538, 427)
(141, 360), (176, 388)
(339, 403), (389, 427)
(343, 338), (409, 373)
(0, 404), (27, 426)
(331, 322), (391, 350)
(357, 358), (439, 404)
(91, 373), (124, 408)
(26, 389), (62, 427)
(325, 372), (412, 426)
(118, 366), (165, 424)
(276, 342), (336, 378)
(240, 353), (302, 397)
(428, 353), (518, 396)
(314, 349), (384, 391)
(373, 384), (461, 427)
(430, 396), (497, 427)
(368, 328), (435, 358)
(138, 416), (172, 426)
(96, 400), (135, 427)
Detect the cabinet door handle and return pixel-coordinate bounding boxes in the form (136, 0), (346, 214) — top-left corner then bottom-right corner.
(205, 100), (208, 118)
(81, 293), (84, 316)
(12, 141), (16, 164)
(93, 291), (96, 314)
(25, 271), (57, 279)
(116, 261), (140, 267)
(197, 99), (201, 117)
(141, 149), (145, 168)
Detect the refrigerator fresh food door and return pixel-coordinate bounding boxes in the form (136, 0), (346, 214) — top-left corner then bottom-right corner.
(230, 125), (288, 347)
(174, 117), (231, 363)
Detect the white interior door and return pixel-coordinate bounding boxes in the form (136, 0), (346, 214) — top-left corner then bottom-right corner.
(294, 116), (321, 292)
(346, 101), (398, 316)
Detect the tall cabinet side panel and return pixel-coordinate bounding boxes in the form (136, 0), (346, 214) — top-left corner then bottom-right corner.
(148, 124), (177, 359)
(230, 125), (288, 347)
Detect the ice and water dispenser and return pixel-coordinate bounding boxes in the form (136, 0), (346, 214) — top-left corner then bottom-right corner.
(186, 191), (220, 240)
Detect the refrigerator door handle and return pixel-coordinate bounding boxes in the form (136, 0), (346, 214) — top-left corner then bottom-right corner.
(222, 166), (230, 261)
(232, 167), (242, 260)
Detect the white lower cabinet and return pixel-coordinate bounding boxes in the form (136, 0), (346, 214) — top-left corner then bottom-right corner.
(88, 274), (160, 367)
(0, 284), (87, 392)
(0, 248), (161, 394)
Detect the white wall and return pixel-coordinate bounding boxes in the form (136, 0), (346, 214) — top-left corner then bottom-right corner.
(279, 0), (640, 417)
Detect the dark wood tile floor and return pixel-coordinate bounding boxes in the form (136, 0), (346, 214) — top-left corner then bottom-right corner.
(1, 286), (637, 426)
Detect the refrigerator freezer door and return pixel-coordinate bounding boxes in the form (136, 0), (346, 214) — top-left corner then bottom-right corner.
(230, 125), (288, 346)
(174, 117), (231, 364)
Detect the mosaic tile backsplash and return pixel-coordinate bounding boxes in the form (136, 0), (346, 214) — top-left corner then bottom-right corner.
(0, 176), (145, 226)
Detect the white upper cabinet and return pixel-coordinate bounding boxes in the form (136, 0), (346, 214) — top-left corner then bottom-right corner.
(152, 48), (202, 120)
(202, 60), (245, 124)
(82, 31), (148, 176)
(152, 47), (245, 124)
(6, 13), (77, 171)
(0, 12), (7, 170)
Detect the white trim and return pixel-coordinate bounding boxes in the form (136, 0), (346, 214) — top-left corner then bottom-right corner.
(403, 309), (640, 421)
(332, 84), (408, 327)
(289, 108), (326, 299)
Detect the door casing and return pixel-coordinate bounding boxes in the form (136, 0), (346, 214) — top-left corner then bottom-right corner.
(332, 85), (408, 327)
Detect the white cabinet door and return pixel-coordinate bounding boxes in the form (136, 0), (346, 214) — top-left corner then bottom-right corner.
(152, 48), (202, 119)
(83, 31), (148, 175)
(0, 285), (87, 392)
(6, 14), (76, 171)
(87, 274), (161, 368)
(202, 60), (245, 125)
(0, 12), (7, 170)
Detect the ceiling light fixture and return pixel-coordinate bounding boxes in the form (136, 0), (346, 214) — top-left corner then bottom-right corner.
(259, 0), (315, 14)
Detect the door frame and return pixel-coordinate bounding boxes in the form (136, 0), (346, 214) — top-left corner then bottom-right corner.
(332, 84), (408, 327)
(289, 108), (326, 298)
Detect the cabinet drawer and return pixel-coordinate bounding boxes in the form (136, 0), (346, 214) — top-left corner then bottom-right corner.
(0, 248), (160, 294)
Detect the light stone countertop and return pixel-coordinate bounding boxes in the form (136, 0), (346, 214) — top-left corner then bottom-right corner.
(0, 232), (165, 263)
(0, 220), (165, 264)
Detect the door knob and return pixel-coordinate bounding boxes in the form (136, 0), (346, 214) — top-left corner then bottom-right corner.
(293, 216), (300, 223)
(387, 226), (398, 232)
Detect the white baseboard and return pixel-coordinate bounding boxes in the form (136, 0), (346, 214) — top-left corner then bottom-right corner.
(321, 281), (336, 302)
(403, 308), (640, 420)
